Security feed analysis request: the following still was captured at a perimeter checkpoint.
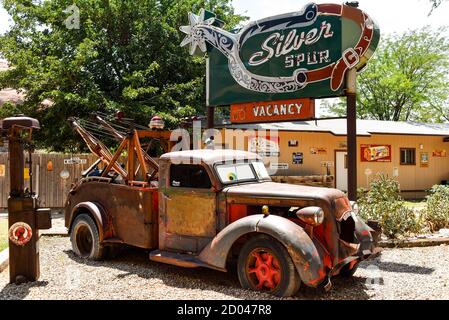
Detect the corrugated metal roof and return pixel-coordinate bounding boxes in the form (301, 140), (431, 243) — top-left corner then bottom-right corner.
(226, 119), (449, 136)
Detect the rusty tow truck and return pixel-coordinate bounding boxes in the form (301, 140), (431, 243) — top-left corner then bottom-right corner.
(65, 115), (380, 297)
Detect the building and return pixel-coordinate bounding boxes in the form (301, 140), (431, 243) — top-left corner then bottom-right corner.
(224, 119), (449, 198)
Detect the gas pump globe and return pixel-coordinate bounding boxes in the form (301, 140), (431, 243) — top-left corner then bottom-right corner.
(0, 116), (51, 284)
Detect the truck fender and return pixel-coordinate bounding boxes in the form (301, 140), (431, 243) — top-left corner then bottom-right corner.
(70, 202), (106, 241)
(198, 214), (327, 287)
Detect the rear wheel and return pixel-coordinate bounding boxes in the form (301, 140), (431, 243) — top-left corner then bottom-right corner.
(237, 235), (301, 297)
(70, 214), (104, 260)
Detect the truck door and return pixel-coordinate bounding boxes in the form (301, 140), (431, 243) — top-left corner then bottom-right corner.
(161, 163), (216, 253)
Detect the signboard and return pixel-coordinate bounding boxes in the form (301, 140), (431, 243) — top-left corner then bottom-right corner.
(288, 140), (298, 147)
(9, 222), (33, 246)
(0, 164), (5, 177)
(310, 147), (327, 155)
(292, 152), (304, 164)
(420, 152), (429, 167)
(249, 136), (280, 157)
(432, 150), (447, 157)
(180, 3), (380, 105)
(361, 144), (391, 162)
(64, 157), (87, 165)
(270, 163), (289, 170)
(24, 168), (30, 180)
(230, 98), (314, 123)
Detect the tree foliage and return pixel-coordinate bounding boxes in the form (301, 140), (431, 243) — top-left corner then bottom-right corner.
(324, 27), (449, 123)
(0, 0), (246, 151)
(428, 0), (446, 15)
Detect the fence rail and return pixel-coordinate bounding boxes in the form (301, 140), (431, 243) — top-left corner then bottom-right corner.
(0, 153), (99, 209)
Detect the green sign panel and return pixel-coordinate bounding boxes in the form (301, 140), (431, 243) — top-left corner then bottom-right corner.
(180, 3), (380, 106)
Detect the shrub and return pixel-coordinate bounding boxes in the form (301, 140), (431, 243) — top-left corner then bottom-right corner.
(425, 185), (449, 231)
(357, 174), (423, 239)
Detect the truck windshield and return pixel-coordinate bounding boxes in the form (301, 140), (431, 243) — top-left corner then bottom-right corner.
(216, 161), (270, 184)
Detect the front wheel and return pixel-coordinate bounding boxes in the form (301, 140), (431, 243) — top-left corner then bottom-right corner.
(70, 213), (105, 260)
(237, 235), (301, 297)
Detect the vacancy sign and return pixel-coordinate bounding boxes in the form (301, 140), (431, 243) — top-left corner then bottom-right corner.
(230, 98), (315, 124)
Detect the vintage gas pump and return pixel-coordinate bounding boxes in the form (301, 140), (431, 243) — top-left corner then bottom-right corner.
(0, 116), (51, 284)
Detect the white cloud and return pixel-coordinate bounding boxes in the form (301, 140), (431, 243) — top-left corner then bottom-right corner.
(232, 0), (449, 35)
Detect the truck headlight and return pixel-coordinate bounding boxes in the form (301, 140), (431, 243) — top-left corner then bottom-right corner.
(296, 207), (325, 226)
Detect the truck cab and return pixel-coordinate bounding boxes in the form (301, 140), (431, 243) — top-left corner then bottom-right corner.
(65, 149), (380, 297)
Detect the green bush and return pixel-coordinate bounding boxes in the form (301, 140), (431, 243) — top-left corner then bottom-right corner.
(357, 174), (423, 239)
(425, 185), (449, 231)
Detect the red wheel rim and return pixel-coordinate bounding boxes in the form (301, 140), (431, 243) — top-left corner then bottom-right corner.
(245, 248), (281, 291)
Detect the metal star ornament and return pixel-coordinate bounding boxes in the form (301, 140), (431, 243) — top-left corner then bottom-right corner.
(180, 9), (216, 55)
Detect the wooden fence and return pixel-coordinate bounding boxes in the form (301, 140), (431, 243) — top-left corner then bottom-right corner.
(0, 153), (98, 209)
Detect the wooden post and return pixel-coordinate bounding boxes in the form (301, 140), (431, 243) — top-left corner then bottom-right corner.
(1, 117), (51, 284)
(346, 69), (357, 201)
(207, 106), (215, 129)
(8, 128), (24, 197)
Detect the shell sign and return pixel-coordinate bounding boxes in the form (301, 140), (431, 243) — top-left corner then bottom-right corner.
(180, 3), (380, 106)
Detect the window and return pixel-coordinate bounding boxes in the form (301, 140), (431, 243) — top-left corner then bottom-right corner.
(252, 161), (270, 180)
(215, 161), (271, 184)
(216, 163), (256, 184)
(170, 164), (211, 189)
(400, 148), (416, 165)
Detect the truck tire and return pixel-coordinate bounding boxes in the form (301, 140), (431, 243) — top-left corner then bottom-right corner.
(70, 214), (104, 260)
(237, 235), (301, 297)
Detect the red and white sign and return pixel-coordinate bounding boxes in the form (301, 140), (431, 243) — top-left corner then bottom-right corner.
(230, 98), (315, 124)
(9, 222), (33, 246)
(360, 144), (392, 162)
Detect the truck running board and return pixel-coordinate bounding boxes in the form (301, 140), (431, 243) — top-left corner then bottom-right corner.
(149, 250), (225, 271)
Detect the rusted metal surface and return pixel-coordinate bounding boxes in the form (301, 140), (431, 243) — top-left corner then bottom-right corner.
(65, 181), (158, 249)
(224, 181), (345, 204)
(198, 214), (327, 287)
(65, 145), (380, 292)
(165, 190), (216, 237)
(1, 116), (51, 284)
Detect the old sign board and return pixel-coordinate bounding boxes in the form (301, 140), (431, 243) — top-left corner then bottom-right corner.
(180, 3), (380, 106)
(230, 98), (314, 123)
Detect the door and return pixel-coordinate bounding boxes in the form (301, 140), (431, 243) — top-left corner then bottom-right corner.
(336, 151), (348, 192)
(163, 164), (216, 253)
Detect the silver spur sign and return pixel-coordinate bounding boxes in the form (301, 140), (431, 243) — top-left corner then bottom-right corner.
(180, 3), (380, 106)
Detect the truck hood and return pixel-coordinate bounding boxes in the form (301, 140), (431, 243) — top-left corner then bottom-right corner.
(223, 181), (345, 202)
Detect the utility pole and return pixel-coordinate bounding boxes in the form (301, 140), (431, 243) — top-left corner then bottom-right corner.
(346, 69), (357, 201)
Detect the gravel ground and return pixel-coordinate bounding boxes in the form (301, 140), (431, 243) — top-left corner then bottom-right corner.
(1, 237), (448, 300)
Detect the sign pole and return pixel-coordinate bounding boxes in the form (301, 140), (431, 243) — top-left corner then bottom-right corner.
(346, 68), (357, 201)
(207, 106), (215, 129)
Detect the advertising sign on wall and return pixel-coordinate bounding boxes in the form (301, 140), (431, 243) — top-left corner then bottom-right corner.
(249, 136), (280, 157)
(420, 152), (429, 167)
(361, 144), (392, 162)
(292, 152), (304, 164)
(432, 150), (447, 157)
(230, 98), (314, 123)
(310, 147), (327, 155)
(180, 3), (380, 106)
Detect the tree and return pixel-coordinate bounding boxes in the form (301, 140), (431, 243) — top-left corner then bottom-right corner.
(0, 0), (246, 151)
(428, 0), (447, 15)
(324, 27), (449, 123)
